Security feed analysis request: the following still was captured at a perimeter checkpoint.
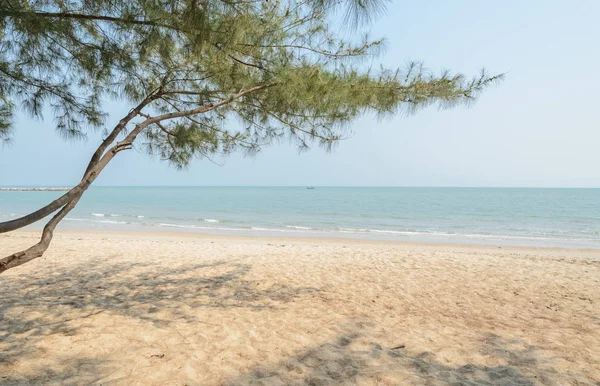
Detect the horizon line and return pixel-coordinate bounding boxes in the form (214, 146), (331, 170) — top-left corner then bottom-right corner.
(2, 185), (600, 189)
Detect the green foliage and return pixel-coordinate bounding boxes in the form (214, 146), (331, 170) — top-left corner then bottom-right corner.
(0, 92), (12, 143)
(0, 0), (502, 166)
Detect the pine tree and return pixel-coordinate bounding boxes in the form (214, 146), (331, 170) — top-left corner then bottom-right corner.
(0, 0), (502, 273)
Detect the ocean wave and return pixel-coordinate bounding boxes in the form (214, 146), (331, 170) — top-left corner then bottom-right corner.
(97, 220), (128, 225)
(250, 227), (294, 233)
(158, 223), (206, 229)
(455, 233), (599, 242)
(156, 222), (227, 230)
(285, 225), (312, 230)
(369, 229), (423, 235)
(92, 212), (150, 219)
(80, 219), (599, 243)
(330, 227), (600, 243)
(337, 228), (432, 236)
(67, 216), (131, 225)
(156, 222), (252, 232)
(46, 214), (600, 246)
(251, 226), (280, 231)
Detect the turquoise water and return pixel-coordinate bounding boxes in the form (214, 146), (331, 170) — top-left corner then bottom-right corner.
(1, 187), (599, 248)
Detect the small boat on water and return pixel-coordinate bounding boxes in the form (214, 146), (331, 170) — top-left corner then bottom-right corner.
(306, 186), (315, 190)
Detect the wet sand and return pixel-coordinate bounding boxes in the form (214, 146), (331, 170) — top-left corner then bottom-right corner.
(1, 230), (599, 385)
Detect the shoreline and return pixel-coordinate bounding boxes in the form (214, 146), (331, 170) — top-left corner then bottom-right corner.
(14, 221), (600, 250)
(6, 228), (600, 254)
(3, 186), (599, 250)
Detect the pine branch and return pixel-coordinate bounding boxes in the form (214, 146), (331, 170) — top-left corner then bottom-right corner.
(1, 11), (179, 30)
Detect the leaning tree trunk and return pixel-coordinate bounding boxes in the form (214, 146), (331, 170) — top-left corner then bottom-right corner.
(0, 140), (128, 273)
(0, 95), (158, 235)
(0, 188), (83, 234)
(0, 196), (82, 273)
(0, 85), (269, 274)
(0, 94), (159, 274)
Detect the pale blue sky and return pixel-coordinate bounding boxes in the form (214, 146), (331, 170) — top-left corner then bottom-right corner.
(1, 0), (599, 187)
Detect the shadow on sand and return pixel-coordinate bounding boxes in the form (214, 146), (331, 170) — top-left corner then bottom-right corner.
(0, 258), (319, 385)
(1, 259), (596, 385)
(224, 321), (595, 386)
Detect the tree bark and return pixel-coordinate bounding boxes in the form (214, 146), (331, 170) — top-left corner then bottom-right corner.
(0, 196), (81, 273)
(82, 94), (160, 177)
(0, 187), (82, 233)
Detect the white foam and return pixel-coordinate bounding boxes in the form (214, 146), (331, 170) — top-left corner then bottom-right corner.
(204, 218), (219, 223)
(159, 223), (194, 228)
(91, 213), (105, 217)
(338, 227), (368, 232)
(97, 220), (127, 225)
(251, 227), (290, 232)
(158, 223), (211, 230)
(285, 225), (312, 230)
(335, 228), (600, 243)
(369, 229), (421, 235)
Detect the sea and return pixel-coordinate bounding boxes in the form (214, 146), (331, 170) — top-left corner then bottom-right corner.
(1, 187), (599, 249)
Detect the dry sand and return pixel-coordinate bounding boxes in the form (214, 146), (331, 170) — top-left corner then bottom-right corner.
(1, 230), (599, 385)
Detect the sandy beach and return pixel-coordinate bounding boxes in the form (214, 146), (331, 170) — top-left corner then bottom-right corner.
(1, 230), (599, 385)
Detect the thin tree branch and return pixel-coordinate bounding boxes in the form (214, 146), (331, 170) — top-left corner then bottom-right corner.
(239, 43), (374, 58)
(145, 84), (276, 126)
(228, 54), (271, 72)
(83, 92), (160, 177)
(1, 11), (179, 31)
